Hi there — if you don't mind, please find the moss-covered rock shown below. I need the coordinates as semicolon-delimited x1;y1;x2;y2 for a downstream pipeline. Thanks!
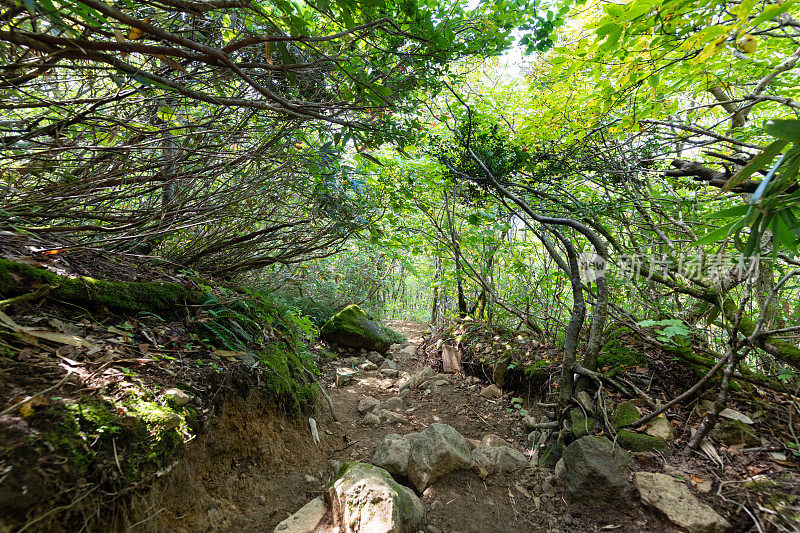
616;430;669;454
319;304;394;353
710;419;761;447
569;407;597;439
611;402;639;430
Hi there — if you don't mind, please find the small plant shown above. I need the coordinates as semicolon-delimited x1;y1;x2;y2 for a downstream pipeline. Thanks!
637;319;691;347
509;396;528;417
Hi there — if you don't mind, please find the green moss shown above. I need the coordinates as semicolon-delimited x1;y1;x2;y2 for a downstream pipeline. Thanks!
319;304;393;353
616;430;669;454
539;441;563;469
569;407;597;438
598;328;647;370
611;402;639;430
0;259;204;315
258;341;316;413
524;359;551;378
45;397;187;484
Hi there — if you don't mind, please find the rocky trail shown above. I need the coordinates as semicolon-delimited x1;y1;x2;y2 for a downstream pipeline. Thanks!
272;321;721;533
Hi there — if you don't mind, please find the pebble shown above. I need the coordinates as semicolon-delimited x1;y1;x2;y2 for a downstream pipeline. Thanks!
564;513;573;526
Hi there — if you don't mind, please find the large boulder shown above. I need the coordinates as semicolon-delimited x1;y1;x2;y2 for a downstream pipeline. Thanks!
634;472;732;533
562;436;631;504
373;433;412;477
326;462;423;533
407;423;473;492
320;305;394;353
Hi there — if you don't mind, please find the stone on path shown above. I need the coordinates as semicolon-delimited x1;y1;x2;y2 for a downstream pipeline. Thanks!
562;436;631;504
400;344;417;358
441;345;463;373
326;462;423;533
380;359;397;371
380;368;399;378
273;497;325;533
363;413;380;427
407;423;473;492
360;360;378;371
373;433;412;477
367;351;384;364
480;384;502;398
358;396;380;414
634;472;732;533
379;396;405;411
400;367;436;391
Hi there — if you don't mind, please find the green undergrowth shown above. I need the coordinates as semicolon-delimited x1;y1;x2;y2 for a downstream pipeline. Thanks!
191;287;320;413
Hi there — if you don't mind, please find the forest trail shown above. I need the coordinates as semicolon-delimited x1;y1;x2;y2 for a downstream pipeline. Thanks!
317;321;658;533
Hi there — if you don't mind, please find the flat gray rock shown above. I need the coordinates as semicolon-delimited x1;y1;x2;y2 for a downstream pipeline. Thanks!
634;472;732;533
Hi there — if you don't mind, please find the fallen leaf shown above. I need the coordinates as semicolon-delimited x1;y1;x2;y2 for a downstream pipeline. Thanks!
23;330;93;348
213;349;245;359
719;408;754;425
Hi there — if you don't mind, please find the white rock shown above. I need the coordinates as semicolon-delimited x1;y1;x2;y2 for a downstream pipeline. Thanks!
327;462;423;533
274;497;325;533
163;388;190;406
634;472;732;533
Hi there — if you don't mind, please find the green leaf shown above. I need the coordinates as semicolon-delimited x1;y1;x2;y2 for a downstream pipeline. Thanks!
692;218;745;246
723;139;788;192
765;119;800;143
707;204;752;218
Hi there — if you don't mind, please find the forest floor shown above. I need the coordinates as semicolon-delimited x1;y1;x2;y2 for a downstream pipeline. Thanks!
316;320;665;533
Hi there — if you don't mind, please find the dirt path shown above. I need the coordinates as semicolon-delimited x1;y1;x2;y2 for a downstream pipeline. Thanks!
321;321;658;533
